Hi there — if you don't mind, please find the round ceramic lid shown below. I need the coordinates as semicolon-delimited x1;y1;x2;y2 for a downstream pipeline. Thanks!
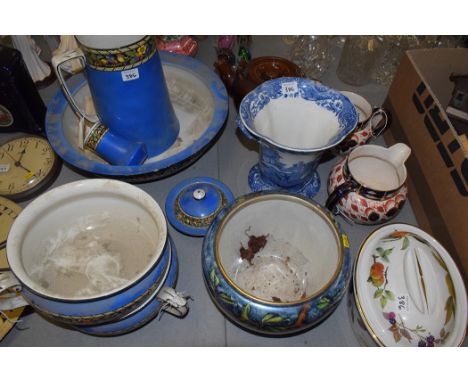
248;56;304;85
354;223;467;346
165;177;234;236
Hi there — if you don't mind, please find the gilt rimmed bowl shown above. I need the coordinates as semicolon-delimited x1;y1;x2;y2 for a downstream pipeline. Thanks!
201;192;352;335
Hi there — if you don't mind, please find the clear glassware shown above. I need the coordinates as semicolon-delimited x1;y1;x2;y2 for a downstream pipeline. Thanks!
371;35;464;87
336;36;381;86
371;36;408;87
288;35;333;80
406;35;462;49
435;35;462;48
282;35;299;45
331;35;347;48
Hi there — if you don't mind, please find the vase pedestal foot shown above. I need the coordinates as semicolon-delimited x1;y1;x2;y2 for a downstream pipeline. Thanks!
247;164;321;198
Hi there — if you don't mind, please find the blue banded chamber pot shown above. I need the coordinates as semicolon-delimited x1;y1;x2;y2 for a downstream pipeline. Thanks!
77;237;181;336
6;179;188;327
201;192;352;335
237;77;358;198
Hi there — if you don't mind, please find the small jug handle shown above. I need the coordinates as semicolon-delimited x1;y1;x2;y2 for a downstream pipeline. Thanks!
325;180;357;214
370;107;391;137
51;49;98;124
387;143;411;169
157;287;189;317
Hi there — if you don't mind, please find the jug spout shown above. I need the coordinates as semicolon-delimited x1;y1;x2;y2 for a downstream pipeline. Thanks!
387;143;411;169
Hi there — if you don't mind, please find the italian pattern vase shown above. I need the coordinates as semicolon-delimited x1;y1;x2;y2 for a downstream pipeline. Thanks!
237;77;358;198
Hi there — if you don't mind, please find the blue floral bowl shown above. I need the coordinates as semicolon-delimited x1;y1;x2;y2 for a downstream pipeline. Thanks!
237;77;358;198
202;192;352;335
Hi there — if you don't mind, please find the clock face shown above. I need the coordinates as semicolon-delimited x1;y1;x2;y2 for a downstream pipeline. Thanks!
0;136;61;202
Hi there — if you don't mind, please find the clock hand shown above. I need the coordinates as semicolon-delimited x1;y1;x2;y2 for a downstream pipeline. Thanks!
1;148;33;174
1;148;19;163
15;162;33;174
17;149;26;163
14;149;34;173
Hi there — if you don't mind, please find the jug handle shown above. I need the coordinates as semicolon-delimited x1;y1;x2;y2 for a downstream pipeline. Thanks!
236;115;254;141
370;107;391;137
51;49;98;124
325;180;357;214
157;287;189;317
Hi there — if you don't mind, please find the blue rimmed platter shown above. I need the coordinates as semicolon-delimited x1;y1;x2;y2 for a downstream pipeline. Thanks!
45;52;228;182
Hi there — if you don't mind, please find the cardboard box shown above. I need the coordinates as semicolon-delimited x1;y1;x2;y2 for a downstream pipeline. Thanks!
383;48;468;281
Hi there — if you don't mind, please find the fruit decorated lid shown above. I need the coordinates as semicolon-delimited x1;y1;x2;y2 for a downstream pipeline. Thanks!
165;177;235;236
353;223;467;346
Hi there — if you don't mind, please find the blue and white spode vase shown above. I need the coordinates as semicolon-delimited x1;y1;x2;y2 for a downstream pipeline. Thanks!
52;36;180;159
237;77;358;198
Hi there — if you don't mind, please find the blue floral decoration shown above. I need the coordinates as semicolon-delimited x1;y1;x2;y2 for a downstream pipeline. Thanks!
239;77;358;152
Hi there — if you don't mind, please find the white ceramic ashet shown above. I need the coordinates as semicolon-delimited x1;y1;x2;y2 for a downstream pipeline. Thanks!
351;223;467;346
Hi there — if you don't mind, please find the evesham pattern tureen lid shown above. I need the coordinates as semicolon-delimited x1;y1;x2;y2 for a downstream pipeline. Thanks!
354;223;467;346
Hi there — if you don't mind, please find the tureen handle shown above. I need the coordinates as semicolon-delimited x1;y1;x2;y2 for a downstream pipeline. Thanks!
0;271;29;310
0;271;21;294
157;287;189;317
